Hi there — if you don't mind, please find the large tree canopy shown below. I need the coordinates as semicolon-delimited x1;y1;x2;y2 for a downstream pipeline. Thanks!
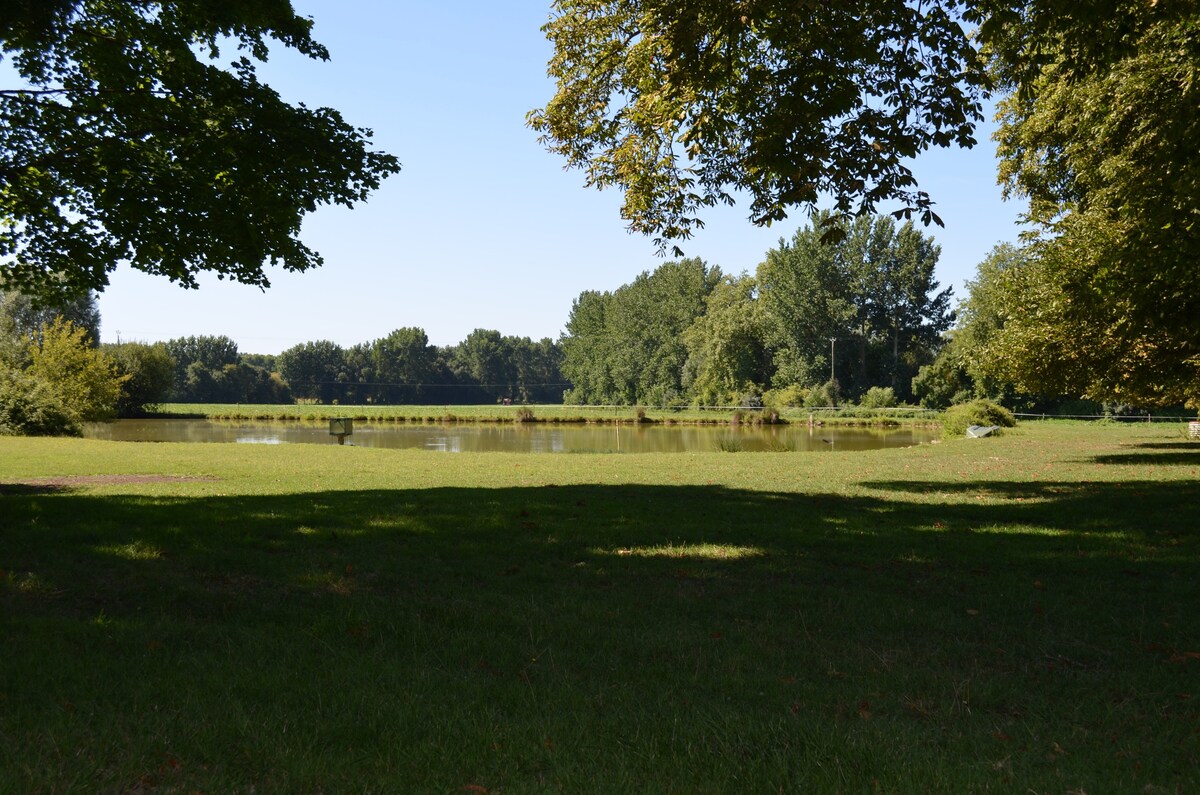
1;0;399;302
530;0;987;248
534;0;1200;404
988;4;1200;406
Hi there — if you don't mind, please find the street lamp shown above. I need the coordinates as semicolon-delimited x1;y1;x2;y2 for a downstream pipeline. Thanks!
829;337;836;383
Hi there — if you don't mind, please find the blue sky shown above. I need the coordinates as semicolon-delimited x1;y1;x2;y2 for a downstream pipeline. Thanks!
77;2;1023;352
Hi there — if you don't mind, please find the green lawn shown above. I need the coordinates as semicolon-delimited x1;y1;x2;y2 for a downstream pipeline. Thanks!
1;423;1197;792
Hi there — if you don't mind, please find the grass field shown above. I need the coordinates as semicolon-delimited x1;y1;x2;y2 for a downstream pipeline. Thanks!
1;422;1197;792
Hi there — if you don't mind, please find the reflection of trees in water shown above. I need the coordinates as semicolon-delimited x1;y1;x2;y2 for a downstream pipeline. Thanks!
85;421;937;453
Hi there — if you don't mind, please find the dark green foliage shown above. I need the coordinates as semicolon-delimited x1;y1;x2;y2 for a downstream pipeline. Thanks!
987;5;1200;405
104;341;176;417
911;336;974;409
0;0;400;303
758;215;953;401
531;0;986;248
276;340;346;404
267;331;563;406
562;258;721;405
804;380;842;409
858;386;897;409
683;275;773;406
0;288;101;351
162;335;282;403
448;330;565;405
0;367;76;435
163;335;239;392
941;398;1017;437
369;327;438;404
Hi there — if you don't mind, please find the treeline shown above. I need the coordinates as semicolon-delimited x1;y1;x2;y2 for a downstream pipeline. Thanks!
6;212;1180;437
559;215;1174;415
154;330;565;406
273;328;564;405
2;285;566;435
563;215;954;408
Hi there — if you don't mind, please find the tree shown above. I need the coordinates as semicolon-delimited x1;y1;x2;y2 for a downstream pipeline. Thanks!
104;340;176;416
26;317;125;424
560;290;616;405
1;287;101;350
1;0;400;303
276;339;346;403
988;9;1200;405
1;289;115;433
0;368;76;435
163;334;239;399
535;1;1199;404
757;214;952;400
853;218;953;393
682;274;771;405
530;0;986;248
450;329;511;403
757;220;859;391
561;258;721;405
370;327;437;404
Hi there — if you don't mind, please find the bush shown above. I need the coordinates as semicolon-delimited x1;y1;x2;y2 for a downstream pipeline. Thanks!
804;380;840;408
858;386;897;409
0;368;79;436
514;406;535;423
28;318;124;423
942;399;1016;437
763;383;807;410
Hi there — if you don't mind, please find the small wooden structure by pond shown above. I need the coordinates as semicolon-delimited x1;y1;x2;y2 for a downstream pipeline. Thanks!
329;418;353;445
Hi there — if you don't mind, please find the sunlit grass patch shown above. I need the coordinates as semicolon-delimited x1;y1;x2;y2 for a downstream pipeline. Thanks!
597;543;766;560
2;570;63;598
94;540;165;560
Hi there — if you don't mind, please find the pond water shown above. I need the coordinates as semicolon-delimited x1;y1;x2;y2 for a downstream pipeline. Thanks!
83;419;939;453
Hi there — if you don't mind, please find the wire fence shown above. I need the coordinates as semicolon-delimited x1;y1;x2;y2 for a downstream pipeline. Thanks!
1014;412;1197;423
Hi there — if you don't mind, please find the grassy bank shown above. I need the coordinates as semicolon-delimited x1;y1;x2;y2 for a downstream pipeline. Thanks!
155;402;940;427
1;423;1197;792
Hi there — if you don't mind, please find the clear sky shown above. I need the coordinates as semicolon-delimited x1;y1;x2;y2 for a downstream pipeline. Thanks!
86;1;1024;354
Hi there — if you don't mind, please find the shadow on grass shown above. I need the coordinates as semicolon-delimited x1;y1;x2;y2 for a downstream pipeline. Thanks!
1092;451;1200;466
1;480;1197;791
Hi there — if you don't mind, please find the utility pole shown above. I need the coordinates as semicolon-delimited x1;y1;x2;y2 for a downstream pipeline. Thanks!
829;337;836;383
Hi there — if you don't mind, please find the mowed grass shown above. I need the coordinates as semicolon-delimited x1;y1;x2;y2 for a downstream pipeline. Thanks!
0;423;1197;793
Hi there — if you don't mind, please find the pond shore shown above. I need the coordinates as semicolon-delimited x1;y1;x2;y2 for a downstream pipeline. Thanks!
151;402;942;427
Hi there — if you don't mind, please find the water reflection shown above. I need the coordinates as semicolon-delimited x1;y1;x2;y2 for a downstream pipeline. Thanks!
84;419;938;453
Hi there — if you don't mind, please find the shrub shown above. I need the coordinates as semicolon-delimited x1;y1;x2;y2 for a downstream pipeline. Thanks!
859;386;897;409
804;380;840;408
514;406;535;423
0;368;78;436
942;399;1016;437
763;383;808;409
27;318;125;423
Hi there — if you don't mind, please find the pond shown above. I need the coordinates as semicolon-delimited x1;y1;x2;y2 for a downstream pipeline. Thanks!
83;419;939;453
